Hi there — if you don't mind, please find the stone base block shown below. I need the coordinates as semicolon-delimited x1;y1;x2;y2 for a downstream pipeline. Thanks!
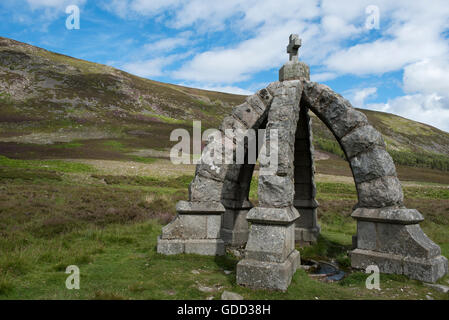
221;208;250;246
295;226;320;244
236;250;300;291
157;236;225;256
279;61;310;81
351;248;448;283
221;228;248;247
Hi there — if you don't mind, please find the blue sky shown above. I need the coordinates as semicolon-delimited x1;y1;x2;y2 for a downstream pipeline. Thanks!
1;0;449;132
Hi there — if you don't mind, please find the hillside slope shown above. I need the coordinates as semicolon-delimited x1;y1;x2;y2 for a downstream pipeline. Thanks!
0;36;448;170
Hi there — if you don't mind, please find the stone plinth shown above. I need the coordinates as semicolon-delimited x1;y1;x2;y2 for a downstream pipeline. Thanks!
279;61;310;81
221;199;252;246
157;201;225;256
294;199;320;244
236;206;301;291
351;207;448;283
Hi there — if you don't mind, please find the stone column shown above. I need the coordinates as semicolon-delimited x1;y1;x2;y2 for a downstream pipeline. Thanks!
221;199;252;247
236;80;303;291
293;105;320;244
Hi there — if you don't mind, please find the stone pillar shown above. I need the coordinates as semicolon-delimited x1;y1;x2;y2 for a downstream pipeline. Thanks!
351;207;448;283
221;199;252;246
293;105;320;244
220;162;255;247
236;80;302;291
157;200;225;255
236;207;300;291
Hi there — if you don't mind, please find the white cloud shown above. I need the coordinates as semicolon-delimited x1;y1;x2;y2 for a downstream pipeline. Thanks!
143;32;192;54
101;0;449;132
366;94;449;132
403;58;449;96
27;0;85;9
324;1;449;76
121;56;177;77
347;87;377;108
310;72;337;82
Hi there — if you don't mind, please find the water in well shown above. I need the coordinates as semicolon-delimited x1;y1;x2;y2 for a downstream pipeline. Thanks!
302;260;346;281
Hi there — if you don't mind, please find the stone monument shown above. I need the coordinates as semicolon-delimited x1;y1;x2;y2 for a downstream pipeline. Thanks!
157;34;448;291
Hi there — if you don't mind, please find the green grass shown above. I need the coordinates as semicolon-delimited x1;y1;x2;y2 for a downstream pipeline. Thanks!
0;155;94;173
102;140;127;152
130;156;157;164
0;159;447;300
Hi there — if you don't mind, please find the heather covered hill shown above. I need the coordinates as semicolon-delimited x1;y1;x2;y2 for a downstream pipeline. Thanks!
0;36;448;170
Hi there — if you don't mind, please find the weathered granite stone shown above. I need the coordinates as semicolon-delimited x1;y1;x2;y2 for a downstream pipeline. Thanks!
279;61;310;81
157;200;226;255
236;250;300;291
219;115;247;135
189;175;224;202
246;93;270;115
301;80;369;138
403;255;448;283
246;206;300;225
356;221;441;258
256;88;273;107
221;291;244;300
350;147;397;184
356;176;404;208
341;125;385;159
423;283;449;294
351;249;448;283
221;206;251;246
351;207;424;224
157;238;225;256
245;223;296;263
232;102;266;128
258;174;295;208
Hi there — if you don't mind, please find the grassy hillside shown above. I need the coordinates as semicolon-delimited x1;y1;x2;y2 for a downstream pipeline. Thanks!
0;36;448;171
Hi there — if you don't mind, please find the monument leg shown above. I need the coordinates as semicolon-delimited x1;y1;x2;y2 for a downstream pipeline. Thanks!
351;207;448;283
157;201;225;256
221;200;252;247
236;206;301;291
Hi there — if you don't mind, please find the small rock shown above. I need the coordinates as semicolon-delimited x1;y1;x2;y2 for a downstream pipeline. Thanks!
206;296;214;300
221;291;243;300
198;286;215;293
298;265;311;271
165;290;176;296
423;283;449;294
230;249;241;258
191;270;200;275
224;270;232;275
426;295;434;300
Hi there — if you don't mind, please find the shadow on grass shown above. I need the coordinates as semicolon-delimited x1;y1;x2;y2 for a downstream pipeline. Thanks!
299;234;353;269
